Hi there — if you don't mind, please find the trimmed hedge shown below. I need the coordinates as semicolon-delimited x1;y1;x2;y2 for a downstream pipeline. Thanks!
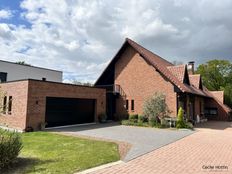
0;129;22;169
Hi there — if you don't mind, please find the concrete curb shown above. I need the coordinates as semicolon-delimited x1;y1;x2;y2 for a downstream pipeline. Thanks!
76;160;124;174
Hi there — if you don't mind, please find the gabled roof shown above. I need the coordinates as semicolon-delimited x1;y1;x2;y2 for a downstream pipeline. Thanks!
189;74;203;89
203;87;232;113
95;38;210;97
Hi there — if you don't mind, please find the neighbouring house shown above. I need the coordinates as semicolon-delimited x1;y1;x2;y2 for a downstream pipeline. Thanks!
95;38;232;122
0;59;62;82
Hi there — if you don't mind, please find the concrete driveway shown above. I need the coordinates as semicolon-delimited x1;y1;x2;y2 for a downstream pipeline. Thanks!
50;122;193;161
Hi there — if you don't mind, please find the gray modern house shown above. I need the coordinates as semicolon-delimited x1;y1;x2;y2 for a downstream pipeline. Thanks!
0;60;62;83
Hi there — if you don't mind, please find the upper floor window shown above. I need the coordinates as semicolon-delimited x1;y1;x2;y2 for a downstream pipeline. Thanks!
0;72;7;82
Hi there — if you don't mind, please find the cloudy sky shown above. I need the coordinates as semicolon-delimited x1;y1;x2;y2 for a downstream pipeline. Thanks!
0;0;232;83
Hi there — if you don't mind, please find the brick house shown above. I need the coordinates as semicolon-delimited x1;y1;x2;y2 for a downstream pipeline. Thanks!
95;38;232;121
0;38;231;131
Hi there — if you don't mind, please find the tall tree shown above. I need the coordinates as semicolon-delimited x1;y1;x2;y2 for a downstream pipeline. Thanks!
196;59;232;107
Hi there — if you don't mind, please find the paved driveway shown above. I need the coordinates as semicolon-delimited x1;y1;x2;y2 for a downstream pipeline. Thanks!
90;121;232;174
51;122;193;161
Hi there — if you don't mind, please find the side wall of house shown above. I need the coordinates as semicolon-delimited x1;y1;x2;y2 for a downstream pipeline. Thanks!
205;98;230;121
26;80;106;130
114;46;177;117
0;81;29;130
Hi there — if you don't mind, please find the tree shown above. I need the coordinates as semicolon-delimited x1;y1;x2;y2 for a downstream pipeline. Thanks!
196;59;232;107
143;92;170;124
72;80;93;86
15;61;31;66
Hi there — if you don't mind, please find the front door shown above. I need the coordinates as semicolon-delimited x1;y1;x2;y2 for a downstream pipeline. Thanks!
106;93;116;120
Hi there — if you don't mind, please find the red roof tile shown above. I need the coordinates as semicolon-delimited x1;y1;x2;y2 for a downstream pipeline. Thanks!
189;74;201;89
167;65;186;82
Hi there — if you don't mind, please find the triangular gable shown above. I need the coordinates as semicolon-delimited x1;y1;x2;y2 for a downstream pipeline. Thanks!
95;38;212;97
189;74;203;89
167;65;190;85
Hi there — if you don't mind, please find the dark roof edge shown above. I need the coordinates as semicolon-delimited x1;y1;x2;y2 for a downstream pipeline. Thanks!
0;59;62;73
94;39;128;85
0;79;104;89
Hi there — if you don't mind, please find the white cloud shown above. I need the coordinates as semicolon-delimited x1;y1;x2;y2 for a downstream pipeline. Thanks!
0;9;13;19
0;0;231;83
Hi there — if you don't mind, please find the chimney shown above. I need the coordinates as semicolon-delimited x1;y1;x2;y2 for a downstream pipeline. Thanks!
187;61;195;75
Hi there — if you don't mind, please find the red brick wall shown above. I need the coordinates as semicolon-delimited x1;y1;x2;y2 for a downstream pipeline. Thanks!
26;80;106;130
114;46;177;117
0;81;29;130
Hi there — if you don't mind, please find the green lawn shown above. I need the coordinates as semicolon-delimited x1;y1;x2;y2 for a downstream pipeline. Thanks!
2;132;119;174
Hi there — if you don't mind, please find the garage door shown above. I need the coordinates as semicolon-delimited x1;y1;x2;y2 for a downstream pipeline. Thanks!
45;97;95;127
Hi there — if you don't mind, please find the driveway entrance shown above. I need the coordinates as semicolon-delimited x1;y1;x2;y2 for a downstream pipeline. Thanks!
51;122;193;161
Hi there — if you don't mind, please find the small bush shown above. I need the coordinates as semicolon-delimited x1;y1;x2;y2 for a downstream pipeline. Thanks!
185;122;193;129
98;113;107;123
0;129;23;169
121;120;131;126
130;119;138;123
149;117;156;127
176;107;186;129
121;120;149;127
129;114;138;120
138;115;147;123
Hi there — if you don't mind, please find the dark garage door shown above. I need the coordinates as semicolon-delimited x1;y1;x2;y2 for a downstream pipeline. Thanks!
45;97;95;127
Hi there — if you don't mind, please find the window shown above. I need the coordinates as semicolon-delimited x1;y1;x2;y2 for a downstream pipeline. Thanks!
42;77;46;81
131;100;134;111
204;108;217;116
2;96;7;114
125;100;128;110
0;72;7;82
8;96;12;114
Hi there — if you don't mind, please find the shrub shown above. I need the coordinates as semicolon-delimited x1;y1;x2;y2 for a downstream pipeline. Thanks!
121;120;131;126
0;129;23;169
143;93;170;123
129;114;138;120
138;115;147;123
98;113;107;123
121;120;149;127
176;107;186;128
185;122;194;129
149;117;156;127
